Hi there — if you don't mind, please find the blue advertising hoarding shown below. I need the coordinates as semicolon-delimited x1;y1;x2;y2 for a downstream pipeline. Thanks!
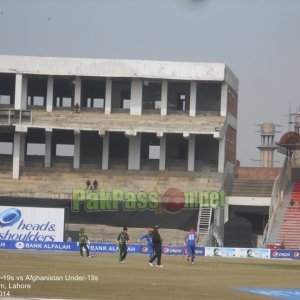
2;241;299;260
270;249;300;259
162;246;183;255
0;240;205;256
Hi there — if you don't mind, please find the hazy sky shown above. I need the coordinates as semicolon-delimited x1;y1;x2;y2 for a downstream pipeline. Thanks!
0;0;299;166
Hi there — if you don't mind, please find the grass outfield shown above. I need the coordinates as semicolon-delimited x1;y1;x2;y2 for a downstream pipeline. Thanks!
0;250;300;299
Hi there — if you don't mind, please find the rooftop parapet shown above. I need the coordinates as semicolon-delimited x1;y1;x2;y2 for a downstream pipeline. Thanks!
0;55;239;93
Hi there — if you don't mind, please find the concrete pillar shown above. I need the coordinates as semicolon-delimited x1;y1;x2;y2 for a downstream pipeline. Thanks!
74;77;81;106
136;133;141;170
189;81;197;117
19;134;26;167
188;134;195;171
73;131;80;169
159;134;166;171
220;83;228;117
218;137;225;173
45;130;52;168
14;74;27;110
46;76;54;112
128;133;141;170
102;132;109;170
105;78;112;114
161;80;168;116
130;79;142;115
214;207;222;227
14;74;22;110
21;77;27;110
12;132;26;179
224;197;229;223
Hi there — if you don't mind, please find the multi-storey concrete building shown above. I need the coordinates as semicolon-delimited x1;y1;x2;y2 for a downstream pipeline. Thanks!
0;55;240;244
0;55;238;179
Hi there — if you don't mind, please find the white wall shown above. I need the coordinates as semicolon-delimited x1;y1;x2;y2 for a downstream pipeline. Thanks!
0;55;238;93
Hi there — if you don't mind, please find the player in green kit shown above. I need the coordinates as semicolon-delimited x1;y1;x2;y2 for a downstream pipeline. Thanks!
116;227;130;263
78;227;90;258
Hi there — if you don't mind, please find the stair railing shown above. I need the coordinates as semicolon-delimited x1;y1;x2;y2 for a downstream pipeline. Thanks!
200;222;224;247
262;158;290;247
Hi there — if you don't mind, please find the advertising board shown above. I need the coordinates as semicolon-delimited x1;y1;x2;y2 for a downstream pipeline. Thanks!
0;206;65;242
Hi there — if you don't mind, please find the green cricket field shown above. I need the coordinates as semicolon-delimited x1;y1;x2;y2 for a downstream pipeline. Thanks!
0;250;299;299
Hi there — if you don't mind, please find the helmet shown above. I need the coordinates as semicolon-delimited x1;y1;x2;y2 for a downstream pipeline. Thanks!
190;227;196;233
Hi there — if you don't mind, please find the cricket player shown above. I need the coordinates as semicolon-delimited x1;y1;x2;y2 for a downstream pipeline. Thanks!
149;225;163;268
138;228;154;260
184;227;198;264
78;228;90;258
117;227;130;263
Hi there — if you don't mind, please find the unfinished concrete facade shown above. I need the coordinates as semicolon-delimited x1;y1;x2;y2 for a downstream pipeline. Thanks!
0;56;239;179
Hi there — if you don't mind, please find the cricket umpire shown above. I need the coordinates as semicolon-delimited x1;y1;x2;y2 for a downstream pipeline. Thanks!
149;225;163;267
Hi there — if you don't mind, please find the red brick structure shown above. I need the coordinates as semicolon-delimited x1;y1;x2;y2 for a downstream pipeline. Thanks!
236;167;281;180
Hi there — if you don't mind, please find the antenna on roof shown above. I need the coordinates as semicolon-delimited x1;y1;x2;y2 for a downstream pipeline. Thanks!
288;103;291;131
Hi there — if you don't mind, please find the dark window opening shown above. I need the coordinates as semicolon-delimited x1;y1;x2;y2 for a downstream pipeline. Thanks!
53;78;74;108
111;81;131;112
109;132;129;169
168;81;190;114
81;78;105;109
0;74;15;106
166;133;188;170
196;82;221;114
27;77;47;108
142;81;161;112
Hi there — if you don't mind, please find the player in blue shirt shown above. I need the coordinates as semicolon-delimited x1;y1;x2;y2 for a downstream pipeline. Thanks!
138;228;154;260
184;227;199;264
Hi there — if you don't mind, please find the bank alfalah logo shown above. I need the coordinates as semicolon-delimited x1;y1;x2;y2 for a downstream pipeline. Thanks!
0;208;22;227
15;242;25;249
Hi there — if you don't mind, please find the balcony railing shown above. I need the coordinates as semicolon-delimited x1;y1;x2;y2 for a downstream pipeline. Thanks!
0;108;32;125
